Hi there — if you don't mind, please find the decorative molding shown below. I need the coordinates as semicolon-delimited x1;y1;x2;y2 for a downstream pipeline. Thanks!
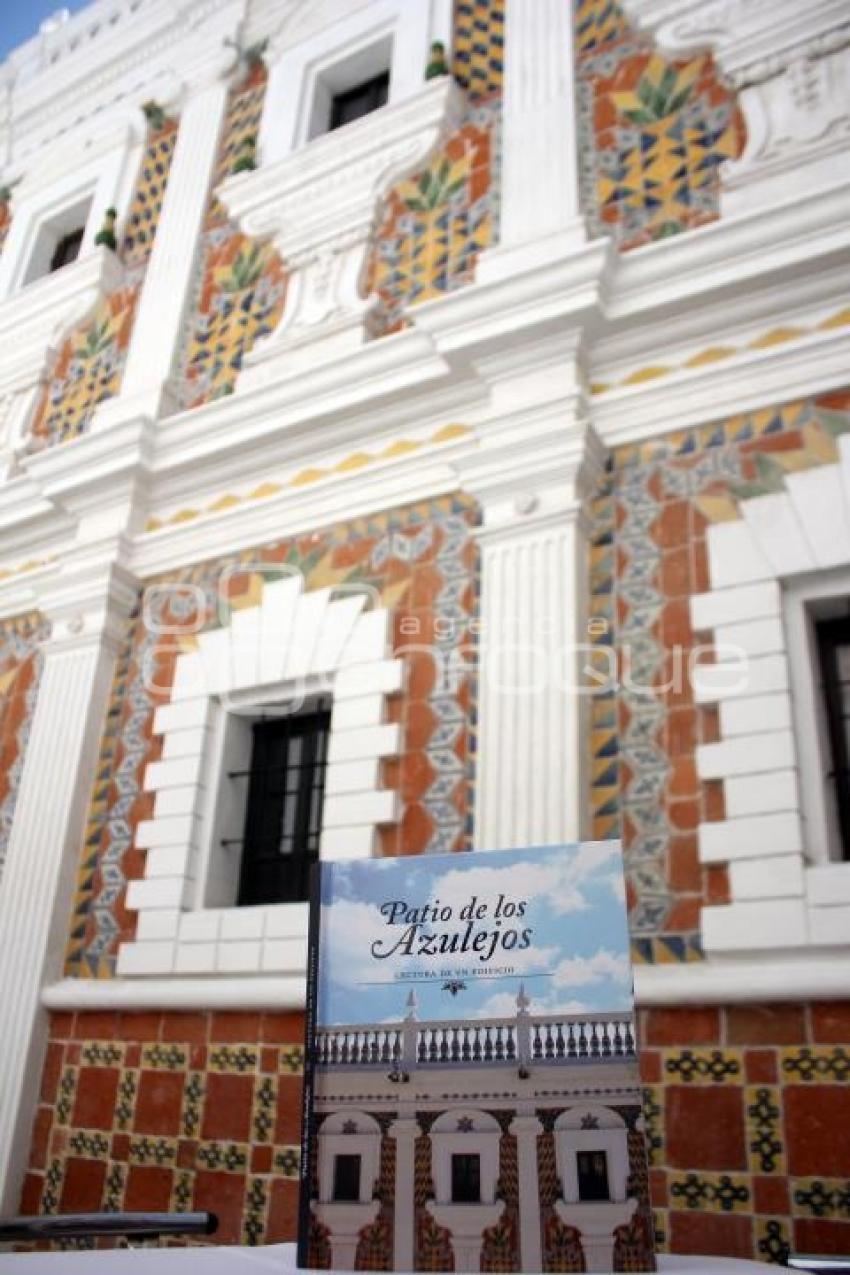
219;77;465;380
118;569;402;979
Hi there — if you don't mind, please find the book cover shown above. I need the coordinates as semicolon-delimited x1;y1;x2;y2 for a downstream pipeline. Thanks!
298;843;656;1272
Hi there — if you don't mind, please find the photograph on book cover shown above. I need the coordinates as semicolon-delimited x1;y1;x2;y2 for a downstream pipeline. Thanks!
299;842;655;1273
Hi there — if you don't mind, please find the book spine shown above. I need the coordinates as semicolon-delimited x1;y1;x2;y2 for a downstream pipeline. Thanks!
297;860;323;1269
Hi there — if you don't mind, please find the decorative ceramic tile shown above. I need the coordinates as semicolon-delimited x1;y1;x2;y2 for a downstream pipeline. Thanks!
663;1047;743;1085
28;121;178;449
369;98;500;333
669;1171;751;1213
0;612;46;885
780;1046;850;1084
746;1086;785;1175
177;67;287;408
65;496;477;976
452;0;504;101
755;1217;792;1267
0;197;11;257
791;1178;850;1219
575;0;742;250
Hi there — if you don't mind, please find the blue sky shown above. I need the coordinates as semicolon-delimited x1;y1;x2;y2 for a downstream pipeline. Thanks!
317;843;633;1025
0;2;91;62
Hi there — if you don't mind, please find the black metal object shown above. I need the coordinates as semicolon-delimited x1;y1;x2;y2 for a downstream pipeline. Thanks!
49;227;84;272
236;704;331;907
816;616;850;861
0;1211;217;1242
330;72;389;131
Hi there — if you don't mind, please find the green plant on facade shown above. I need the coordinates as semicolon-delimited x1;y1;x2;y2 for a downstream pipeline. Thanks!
94;207;118;251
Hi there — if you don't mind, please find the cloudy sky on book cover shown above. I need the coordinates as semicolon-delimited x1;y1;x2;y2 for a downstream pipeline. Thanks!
317;841;633;1023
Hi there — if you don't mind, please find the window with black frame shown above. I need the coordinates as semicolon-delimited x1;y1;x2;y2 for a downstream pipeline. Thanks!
576;1149;610;1202
329;71;390;130
450;1153;481;1204
333;1154;362;1203
235;702;331;906
815;615;850;861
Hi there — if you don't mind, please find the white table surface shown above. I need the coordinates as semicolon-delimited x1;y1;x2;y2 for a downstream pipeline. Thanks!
0;1242;774;1272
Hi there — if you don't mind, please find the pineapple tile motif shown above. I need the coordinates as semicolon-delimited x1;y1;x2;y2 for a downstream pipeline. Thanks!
575;0;743;250
177;66;287;408
29;122;178;449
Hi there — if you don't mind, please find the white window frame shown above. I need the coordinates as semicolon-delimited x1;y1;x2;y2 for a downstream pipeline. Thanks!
118;574;403;979
784;567;850;866
0;118;141;301
258;0;453;166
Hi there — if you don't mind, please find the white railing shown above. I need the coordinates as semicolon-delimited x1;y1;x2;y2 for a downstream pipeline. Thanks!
314;1010;635;1070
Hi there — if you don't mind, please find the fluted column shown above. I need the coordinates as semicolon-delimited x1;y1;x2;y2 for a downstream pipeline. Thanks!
509;1115;544;1271
0;564;138;1211
94;76;230;424
389;1116;420;1269
479;0;586;282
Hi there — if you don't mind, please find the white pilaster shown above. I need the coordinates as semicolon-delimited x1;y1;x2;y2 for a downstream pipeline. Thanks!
460;346;604;851
478;0;586;283
0;563;138;1212
389;1116;420;1270
509;1115;543;1272
94;77;230;424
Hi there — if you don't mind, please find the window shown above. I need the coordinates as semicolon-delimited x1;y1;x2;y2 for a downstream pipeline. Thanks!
305;36;393;142
576;1150;610;1202
21;194;92;285
329;72;389;130
815;614;850;861
333;1154;362;1203
234;703;331;907
451;1153;481;1204
49;226;84;272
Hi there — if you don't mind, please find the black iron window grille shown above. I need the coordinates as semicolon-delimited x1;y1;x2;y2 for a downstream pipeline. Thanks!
333;1154;362;1203
577;1149;610;1202
231;702;331;906
329;71;389;131
815;615;850;862
50;227;84;272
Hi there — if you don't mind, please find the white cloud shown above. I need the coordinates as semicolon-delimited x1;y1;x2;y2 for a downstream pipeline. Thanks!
552;948;631;991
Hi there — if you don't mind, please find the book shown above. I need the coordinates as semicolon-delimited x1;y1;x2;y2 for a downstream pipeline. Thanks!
298;842;656;1272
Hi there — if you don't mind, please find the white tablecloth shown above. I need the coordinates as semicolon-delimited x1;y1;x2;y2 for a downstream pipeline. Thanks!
0;1242;774;1273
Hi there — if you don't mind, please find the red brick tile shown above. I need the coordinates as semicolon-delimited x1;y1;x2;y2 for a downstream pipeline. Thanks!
73;1012;118;1040
59;1157;107;1211
209;1013;261;1043
111;1133;130;1160
201;1073;254;1142
645;1008;721;1046
116;1013;163;1041
261;1012;305;1044
669;1211;753;1259
654;501;690;550
794;1219;850;1255
72;1067;120;1131
49;1013;75;1041
666;1087;746;1170
40;1043;64;1105
133;1071;185;1136
29;1107;52;1171
668;836;701;893
810;1003;850;1043
193;1170;246;1245
703;865;731;905
177;1139;198;1170
649;1168;668;1207
124;1165;173;1211
275;1075;302;1144
726;1004;806;1045
251;1145;273;1173
19;1172;44;1215
639;1051;662;1083
753;1175;790;1215
669;800;700;832
744;1049;778;1084
785;1088;850;1176
703;779;725;821
161;1013;207;1044
669;759;698;799
660;548;691;600
266;1180;299;1243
